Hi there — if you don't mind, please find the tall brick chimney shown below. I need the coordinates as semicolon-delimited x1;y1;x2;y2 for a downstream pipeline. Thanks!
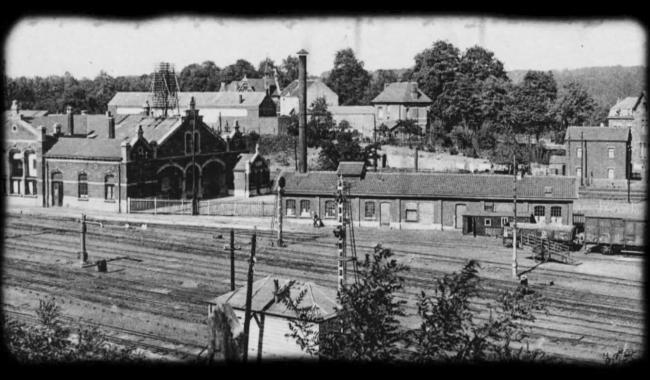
107;111;115;139
297;49;309;173
66;105;74;135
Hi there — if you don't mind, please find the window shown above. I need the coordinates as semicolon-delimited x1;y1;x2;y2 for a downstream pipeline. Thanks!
194;132;200;153
10;179;21;194
551;207;562;217
576;167;582;178
105;175;115;200
484;218;492;227
78;173;88;198
608;147;615;159
405;202;418;222
608;168;615;180
286;200;296;217
24;152;36;177
300;200;311;217
484;202;494;212
534;206;545;217
501;217;510;227
25;180;37;195
185;132;193;155
364;202;376;219
324;201;336;218
10;152;23;177
576;148;582;158
377;106;384;119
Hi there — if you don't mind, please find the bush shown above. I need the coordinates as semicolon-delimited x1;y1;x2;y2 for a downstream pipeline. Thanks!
449;146;459;155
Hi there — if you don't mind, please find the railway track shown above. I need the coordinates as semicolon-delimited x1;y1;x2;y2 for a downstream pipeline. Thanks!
3;212;644;361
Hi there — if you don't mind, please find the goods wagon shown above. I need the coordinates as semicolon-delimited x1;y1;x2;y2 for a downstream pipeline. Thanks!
580;214;645;255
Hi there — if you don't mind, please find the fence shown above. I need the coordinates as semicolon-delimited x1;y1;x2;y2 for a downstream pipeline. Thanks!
128;197;276;217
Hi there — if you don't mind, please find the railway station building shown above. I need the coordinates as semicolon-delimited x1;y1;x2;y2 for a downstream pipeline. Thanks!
278;162;578;230
40;99;250;212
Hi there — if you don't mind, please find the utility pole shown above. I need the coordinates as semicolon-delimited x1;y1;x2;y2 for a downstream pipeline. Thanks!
373;114;378;172
276;177;285;247
191;97;198;216
334;174;347;293
230;229;235;291
627;130;632;203
242;228;257;362
512;153;518;280
79;213;88;266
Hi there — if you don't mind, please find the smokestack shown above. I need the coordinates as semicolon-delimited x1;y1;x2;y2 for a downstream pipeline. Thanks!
107;111;115;139
414;147;419;172
66;105;74;135
297;49;309;173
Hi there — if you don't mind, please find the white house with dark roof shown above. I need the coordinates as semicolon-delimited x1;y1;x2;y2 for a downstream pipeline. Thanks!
277;162;577;230
607;92;647;178
279;79;339;116
371;82;433;133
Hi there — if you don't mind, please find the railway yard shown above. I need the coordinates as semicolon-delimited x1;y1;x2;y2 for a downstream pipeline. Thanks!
2;210;645;363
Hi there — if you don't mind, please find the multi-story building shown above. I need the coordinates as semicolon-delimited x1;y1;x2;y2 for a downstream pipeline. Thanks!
607;92;647;178
565;126;631;188
371;82;432;134
279;79;339;116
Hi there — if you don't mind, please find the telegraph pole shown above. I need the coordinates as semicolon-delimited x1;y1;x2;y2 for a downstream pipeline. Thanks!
276;177;285;247
512;153;518;280
79;213;88;266
627;130;632;203
191;97;198;215
242;228;257;362
335;174;347;293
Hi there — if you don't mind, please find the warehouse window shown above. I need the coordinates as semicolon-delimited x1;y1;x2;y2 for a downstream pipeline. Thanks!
365;202;376;219
78;173;88;198
286;200;296;217
300;200;311;217
324;201;336;218
608;168;615;180
576;167;582;178
105;175;115;200
576;147;582;158
608;147;615;159
405;202;418;222
534;206;545;217
484;202;494;212
551;207;562;217
484;218;492;227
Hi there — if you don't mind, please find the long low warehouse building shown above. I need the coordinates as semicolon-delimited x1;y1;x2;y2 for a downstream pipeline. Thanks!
277;162;578;230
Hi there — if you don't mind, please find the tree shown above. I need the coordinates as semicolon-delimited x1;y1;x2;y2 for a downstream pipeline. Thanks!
365;69;398;104
326;48;372;106
4;298;142;362
317;131;366;170
279;55;300;88
510;71;558;145
220;59;259;85
307;97;335;147
410;260;546;362
179;61;222;91
553;81;597;138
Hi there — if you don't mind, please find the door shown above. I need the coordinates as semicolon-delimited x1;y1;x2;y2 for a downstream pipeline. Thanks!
52;181;63;206
455;204;466;229
380;203;391;226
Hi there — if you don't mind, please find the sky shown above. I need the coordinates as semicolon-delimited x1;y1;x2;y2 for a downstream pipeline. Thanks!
4;16;647;79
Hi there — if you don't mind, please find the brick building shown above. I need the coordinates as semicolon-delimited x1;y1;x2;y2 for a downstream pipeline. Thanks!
607;92;647;178
277;162;577;230
233;146;272;198
371;82;432;134
565;126;631;188
107;91;278;135
41;100;249;212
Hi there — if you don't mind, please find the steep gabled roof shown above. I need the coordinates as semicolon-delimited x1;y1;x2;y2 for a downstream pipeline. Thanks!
371;82;433;104
565;126;630;141
608;93;646;118
280;79;334;98
280;171;577;201
209;276;338;321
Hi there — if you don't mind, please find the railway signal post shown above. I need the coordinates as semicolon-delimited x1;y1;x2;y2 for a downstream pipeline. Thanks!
242;228;257;362
335;174;347;293
512;154;519;280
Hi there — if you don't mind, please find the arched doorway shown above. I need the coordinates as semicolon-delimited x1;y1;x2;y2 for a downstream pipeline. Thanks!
51;172;63;206
157;165;183;199
202;160;226;199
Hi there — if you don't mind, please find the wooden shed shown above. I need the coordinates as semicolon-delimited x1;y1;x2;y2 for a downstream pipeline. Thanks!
207;276;339;360
461;211;530;237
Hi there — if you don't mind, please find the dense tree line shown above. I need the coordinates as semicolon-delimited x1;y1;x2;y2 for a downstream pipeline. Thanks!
4;56;302;114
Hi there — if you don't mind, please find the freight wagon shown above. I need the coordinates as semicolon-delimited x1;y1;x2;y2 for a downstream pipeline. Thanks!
575;213;646;255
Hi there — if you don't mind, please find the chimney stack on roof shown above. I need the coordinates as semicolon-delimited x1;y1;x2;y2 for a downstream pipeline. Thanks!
297;49;309;173
411;82;419;99
107;111;115;139
66;105;74;135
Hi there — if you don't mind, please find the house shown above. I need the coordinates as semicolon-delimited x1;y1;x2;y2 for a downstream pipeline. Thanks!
233;145;272;198
607;93;647;178
279;79;339;116
277;162;577;230
107;91;279;135
207;276;338;360
371;82;432;134
329;106;376;138
41;101;249;212
3;102;52;207
564;126;632;188
222;72;281;105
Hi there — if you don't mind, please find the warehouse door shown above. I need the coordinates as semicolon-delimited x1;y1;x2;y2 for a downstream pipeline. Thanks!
455;204;466;229
418;202;434;224
51;172;63;207
380;203;391;226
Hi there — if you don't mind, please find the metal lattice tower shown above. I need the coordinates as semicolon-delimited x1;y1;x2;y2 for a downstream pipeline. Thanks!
150;62;181;117
336;174;347;293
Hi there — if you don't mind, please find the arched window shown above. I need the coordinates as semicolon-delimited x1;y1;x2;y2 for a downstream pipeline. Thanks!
105;175;115;200
185;132;193;155
78;173;88;198
300;200;311;217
